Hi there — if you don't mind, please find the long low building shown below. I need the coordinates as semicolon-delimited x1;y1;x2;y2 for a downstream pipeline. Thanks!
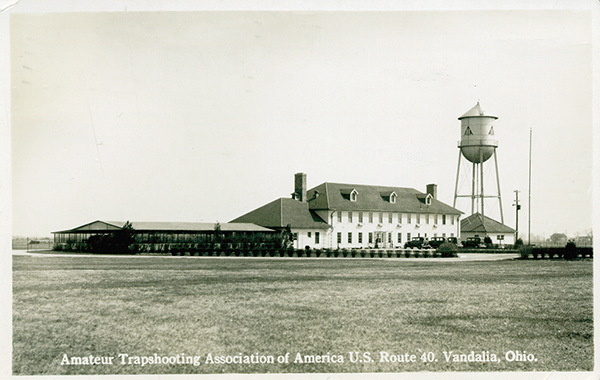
52;220;276;245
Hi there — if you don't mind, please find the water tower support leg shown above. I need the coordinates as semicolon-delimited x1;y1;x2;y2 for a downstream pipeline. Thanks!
494;149;504;224
453;150;462;208
480;150;485;218
471;162;476;214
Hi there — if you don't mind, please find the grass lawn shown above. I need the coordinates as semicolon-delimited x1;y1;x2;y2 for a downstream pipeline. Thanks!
12;255;593;375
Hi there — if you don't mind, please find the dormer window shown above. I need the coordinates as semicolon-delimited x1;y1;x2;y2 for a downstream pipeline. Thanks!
426;194;433;206
340;188;358;202
380;191;397;203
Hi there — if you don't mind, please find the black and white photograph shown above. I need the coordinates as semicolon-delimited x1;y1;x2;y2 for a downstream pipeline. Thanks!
3;0;597;379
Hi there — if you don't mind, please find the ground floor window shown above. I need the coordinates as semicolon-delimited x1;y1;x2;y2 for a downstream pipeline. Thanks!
315;232;320;244
368;232;373;244
337;232;342;244
293;233;298;241
407;233;411;241
397;233;402;243
348;232;352;244
358;232;363;244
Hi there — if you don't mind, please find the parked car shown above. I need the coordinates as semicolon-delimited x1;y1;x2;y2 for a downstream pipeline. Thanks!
462;237;484;248
428;237;446;249
446;237;458;245
404;237;425;249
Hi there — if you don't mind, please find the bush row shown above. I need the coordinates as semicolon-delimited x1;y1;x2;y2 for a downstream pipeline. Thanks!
519;246;593;260
160;247;458;258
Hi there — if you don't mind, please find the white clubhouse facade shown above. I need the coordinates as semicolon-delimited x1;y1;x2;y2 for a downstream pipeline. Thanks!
232;173;463;249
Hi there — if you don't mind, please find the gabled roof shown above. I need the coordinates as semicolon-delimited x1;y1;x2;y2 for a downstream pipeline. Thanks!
230;198;331;229
53;220;273;233
307;182;463;215
460;213;515;233
459;102;498;120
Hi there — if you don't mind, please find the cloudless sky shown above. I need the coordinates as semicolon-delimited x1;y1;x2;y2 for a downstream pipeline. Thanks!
9;5;594;239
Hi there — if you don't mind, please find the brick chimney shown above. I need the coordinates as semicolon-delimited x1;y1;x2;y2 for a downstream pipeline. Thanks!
426;184;437;199
294;173;307;202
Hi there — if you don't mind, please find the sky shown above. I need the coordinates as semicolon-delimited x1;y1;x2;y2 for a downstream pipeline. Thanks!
7;4;596;239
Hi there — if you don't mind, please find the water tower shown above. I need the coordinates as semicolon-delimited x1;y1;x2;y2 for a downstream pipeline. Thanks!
453;102;504;223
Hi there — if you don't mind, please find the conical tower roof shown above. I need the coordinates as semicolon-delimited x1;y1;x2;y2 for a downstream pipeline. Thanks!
458;102;497;120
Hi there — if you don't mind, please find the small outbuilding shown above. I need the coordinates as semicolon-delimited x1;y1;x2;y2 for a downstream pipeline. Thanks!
460;213;516;246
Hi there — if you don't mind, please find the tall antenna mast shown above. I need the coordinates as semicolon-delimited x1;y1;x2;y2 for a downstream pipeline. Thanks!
528;128;532;245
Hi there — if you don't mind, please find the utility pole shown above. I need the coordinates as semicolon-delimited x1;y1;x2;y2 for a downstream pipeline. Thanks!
528;128;532;245
513;190;521;242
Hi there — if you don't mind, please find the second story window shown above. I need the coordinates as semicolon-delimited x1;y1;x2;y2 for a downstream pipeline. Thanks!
337;212;342;223
348;212;353;223
359;212;363;223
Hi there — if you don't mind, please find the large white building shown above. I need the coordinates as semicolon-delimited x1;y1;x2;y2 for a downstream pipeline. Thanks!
232;173;463;249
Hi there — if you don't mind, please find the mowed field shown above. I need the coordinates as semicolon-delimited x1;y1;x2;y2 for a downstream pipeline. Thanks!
13;254;593;375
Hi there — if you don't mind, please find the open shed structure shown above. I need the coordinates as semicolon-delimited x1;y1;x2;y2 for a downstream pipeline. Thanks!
52;220;276;246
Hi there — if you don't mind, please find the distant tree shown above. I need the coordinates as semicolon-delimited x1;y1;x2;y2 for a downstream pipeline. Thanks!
280;224;293;249
564;240;577;260
514;238;524;249
214;221;222;243
113;221;136;254
484;236;493;248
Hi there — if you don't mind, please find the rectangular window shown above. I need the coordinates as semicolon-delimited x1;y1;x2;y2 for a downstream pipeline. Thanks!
348;232;352;244
379;212;384;223
293;233;298;241
337;232;342;244
407;214;411;224
450;215;454;225
387;233;392;244
442;233;446;238
397;233;402;243
315;232;320;244
308;232;312;238
348;211;353;223
442;215;447;225
426;214;429;224
359;212;363;223
434;214;438;224
358;232;363;244
369;212;373;223
451;233;454;237
338;212;342;223
368;232;373;244
407;232;411;241
388;213;393;224
398;213;402;224
416;214;421;224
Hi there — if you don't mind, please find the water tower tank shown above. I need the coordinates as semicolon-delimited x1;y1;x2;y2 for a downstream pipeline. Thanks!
458;102;498;163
